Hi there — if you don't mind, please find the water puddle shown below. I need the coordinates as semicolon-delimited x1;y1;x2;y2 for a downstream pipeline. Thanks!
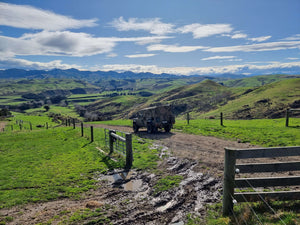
98;170;145;192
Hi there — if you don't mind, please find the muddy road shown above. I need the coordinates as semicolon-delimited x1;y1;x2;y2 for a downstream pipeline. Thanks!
90;124;257;177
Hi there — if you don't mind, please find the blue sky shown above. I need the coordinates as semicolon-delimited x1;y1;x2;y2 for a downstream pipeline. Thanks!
0;0;300;75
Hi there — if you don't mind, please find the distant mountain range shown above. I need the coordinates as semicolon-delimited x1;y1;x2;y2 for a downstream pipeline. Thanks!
0;68;248;81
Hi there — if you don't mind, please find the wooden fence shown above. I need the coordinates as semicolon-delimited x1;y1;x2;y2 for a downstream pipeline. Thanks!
222;146;300;216
286;108;300;127
105;129;133;170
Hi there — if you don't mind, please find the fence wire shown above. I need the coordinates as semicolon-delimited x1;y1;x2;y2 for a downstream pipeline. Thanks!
243;178;287;225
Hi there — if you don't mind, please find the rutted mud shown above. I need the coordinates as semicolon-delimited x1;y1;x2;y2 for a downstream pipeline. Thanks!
95;153;222;225
1;152;222;225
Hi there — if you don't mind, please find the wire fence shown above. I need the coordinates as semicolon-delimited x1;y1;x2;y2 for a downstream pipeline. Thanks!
186;108;300;127
223;146;300;224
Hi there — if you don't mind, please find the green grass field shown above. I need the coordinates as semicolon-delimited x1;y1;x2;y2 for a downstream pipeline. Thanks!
0;115;160;209
174;118;300;147
0;127;115;208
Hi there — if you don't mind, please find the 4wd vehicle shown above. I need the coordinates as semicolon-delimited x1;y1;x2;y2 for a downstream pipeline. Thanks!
132;105;175;133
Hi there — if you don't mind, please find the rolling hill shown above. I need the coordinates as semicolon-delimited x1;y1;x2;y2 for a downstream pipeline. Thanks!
202;78;300;119
1;69;299;120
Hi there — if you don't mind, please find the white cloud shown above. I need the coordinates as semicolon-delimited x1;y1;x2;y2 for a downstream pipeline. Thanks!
249;36;272;42
229;33;271;42
110;17;175;35
0;31;172;57
178;23;233;38
205;41;300;52
147;44;206;53
106;53;118;58
201;56;236;61
231;33;248;39
125;54;156;58
97;61;300;75
286;57;299;60
282;34;300;41
0;57;82;70
0;31;116;57
0;2;97;31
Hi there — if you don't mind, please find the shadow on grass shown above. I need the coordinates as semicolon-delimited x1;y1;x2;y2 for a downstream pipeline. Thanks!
101;155;123;171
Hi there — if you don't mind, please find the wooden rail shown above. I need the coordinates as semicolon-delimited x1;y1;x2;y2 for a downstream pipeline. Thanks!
222;146;300;216
106;129;133;170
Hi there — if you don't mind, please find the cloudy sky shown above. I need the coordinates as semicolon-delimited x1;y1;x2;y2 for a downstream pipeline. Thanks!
0;0;300;75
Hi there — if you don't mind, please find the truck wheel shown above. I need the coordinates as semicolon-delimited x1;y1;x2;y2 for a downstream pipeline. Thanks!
133;124;139;133
147;124;153;133
164;125;171;132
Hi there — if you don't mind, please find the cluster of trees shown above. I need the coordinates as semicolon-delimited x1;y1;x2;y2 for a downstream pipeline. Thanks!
74;104;111;121
22;93;68;105
6;95;68;113
0;108;12;117
101;91;153;98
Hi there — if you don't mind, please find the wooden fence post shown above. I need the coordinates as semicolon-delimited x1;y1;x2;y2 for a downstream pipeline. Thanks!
90;126;94;142
46;122;48;129
125;133;133;170
81;122;84;137
30;122;32;131
222;148;236;216
220;112;224;126
73;119;75;129
286;109;289;127
187;112;190;125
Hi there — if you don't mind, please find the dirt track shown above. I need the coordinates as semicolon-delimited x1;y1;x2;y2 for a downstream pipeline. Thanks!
90;124;257;176
0;122;6;132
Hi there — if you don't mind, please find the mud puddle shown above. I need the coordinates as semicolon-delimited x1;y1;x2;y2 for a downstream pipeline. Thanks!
98;170;149;192
94;146;223;225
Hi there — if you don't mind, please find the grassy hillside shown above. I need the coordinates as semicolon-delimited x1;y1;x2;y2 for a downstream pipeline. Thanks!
126;80;241;118
202;78;300;119
222;74;300;87
1;75;299;121
0;78;98;95
71;78;300;120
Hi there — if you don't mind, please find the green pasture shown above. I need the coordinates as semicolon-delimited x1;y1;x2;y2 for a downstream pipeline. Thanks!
90;119;132;127
0;127;115;209
175;118;300;147
0;95;26;106
0;115;160;209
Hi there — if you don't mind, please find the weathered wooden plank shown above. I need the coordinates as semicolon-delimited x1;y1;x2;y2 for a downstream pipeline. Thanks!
234;191;300;202
235;176;300;188
222;148;237;216
224;146;300;159
111;132;126;142
236;161;300;173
